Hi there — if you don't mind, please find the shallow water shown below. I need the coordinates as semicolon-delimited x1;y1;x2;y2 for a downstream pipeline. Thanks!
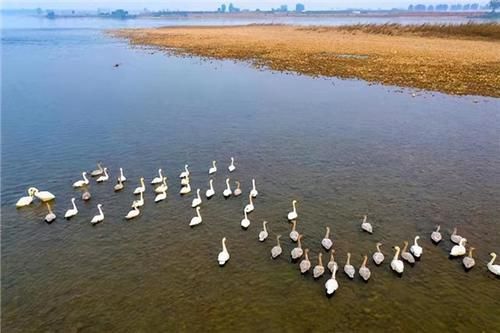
2;16;500;333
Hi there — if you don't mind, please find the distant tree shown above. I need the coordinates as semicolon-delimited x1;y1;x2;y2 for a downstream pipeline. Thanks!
427;5;434;11
470;3;479;10
490;0;500;12
408;4;414;11
414;4;426;11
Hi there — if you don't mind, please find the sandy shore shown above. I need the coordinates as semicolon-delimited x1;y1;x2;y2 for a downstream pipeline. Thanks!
113;24;500;97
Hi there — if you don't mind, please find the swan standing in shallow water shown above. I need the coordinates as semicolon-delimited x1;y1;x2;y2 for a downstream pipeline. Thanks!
271;235;282;259
401;241;415;264
125;206;140;220
64;198;78;219
118;168;126;182
391;246;404;275
451;227;463;244
359;255;371;282
44;203;56;223
410;236;423;258
154;177;168;193
287;200;298;221
250;179;258;198
321;226;333;250
372;242;385;265
450;238;467;257
96;168;109;183
361;215;373;234
133;177;146;195
206;179;215;199
151;168;163;184
32;188;55;202
462;247;476;270
155;190;167;202
431;225;442;244
15;188;37;207
179;164;189;178
208;161;217;175
73;172;89;188
300;249;311;274
313;253;325;279
244;193;254;214
259;221;268;241
241;210;251;229
90;162;104;177
191;189;202;208
218;237;230;266
290;234;304;260
233;181;242;196
132;192;144;208
223;178;232;198
289;220;299;242
180;183;191;195
487;253;500;276
325;264;339;296
91;204;104;224
189;207;202;227
327;249;337;272
344;252;355;279
228;157;236;172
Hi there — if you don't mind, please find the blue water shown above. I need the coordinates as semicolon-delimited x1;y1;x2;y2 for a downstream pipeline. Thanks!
2;14;500;333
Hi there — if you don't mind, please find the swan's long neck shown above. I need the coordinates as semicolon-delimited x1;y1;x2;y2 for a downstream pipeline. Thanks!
297;236;302;248
277;236;281;247
83;172;88;182
292;220;296;231
347;252;351;265
98;205;103;216
140;178;145;187
414;237;419;246
244;210;248;219
468;248;474;258
120;168;124;178
197;207;201;218
197;189;201;199
292;201;296;213
226;179;230;190
140;192;144;200
104;168;108;177
403;242;408;252
159;169;163;178
230;157;234;166
249;194;253;205
97;162;102;171
46;203;53;214
362;255;368;267
436;225;440;232
394;248;400;261
376;243;381;252
489;253;497;265
222;238;227;253
252;179;256;190
325;227;330;238
318;253;323;266
185;165;189;173
363;215;367;223
305;250;309;260
263;222;267;233
210;180;214;191
72;199;77;210
213;161;216;168
452;227;457;235
332;264;337;278
236;181;240;190
330;250;335;262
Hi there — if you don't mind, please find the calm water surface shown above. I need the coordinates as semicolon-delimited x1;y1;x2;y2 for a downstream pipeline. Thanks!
2;16;500;333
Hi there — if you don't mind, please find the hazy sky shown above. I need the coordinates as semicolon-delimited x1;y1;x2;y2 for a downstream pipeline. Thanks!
1;0;486;10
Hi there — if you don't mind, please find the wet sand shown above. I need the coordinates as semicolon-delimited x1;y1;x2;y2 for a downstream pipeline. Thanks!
113;24;500;97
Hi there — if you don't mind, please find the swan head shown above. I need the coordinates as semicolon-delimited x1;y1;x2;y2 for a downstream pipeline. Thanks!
222;237;226;243
277;235;282;240
393;246;400;251
415;236;420;241
230;157;234;162
185;164;188;168
403;240;408;246
28;187;39;195
97;204;102;208
490;252;496;257
263;220;268;225
140;177;144;181
71;197;75;202
292;200;297;204
377;242;383;247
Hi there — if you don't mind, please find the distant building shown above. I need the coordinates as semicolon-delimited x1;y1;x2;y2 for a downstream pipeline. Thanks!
219;4;226;12
427;5;434;11
46;10;55;19
414;4;426;11
296;3;305;12
228;3;240;12
408;4;414;11
435;4;449;11
111;9;129;18
280;4;288;12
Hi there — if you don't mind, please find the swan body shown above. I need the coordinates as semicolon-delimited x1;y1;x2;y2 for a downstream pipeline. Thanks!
223;178;232;198
244;193;254;213
431;225;442;244
90;204;104;224
44;203;56;223
181;176;190;186
271;235;282;259
372;242;385;265
300;249;311;274
125;206;140;220
361;215;373;234
154;177;168;193
391;246;404;275
233;181;242;196
218;237;230;266
191;189;202;208
189;207;202;227
155;190;167;202
228;157;236;172
290;234;304;260
114;177;124;192
250;179;258;198
118;167;126;182
450;238;467;257
321;226;333;250
133;178;146;195
96;167;109;183
90;162;103;177
313;252;325;279
259;221;269;242
487;253;500;276
289;220;299;242
179;164;189;178
205;179;215;199
451;227;463;244
180;183;191;195
132;192;144;208
359;255;371;281
401;241;415;263
209;160;217;175
82;190;91;201
151;168;163;184
73;172;89;188
16;187;37;207
410;236;423;258
241;210;251;229
462;247;475;270
325;264;339;296
33;188;55;202
64;198;78;219
287;200;298;221
344;252;355;279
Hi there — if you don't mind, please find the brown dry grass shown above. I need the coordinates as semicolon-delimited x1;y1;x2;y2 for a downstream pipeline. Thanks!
112;24;500;97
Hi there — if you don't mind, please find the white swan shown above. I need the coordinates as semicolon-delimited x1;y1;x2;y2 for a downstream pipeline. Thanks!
450;238;467;257
233;181;242;196
462;247;475;270
431;225;442;244
44;203;56;223
259;221;268;241
250;179;258;198
90;204;104;224
64;198;78;219
344;252;355;279
241;210;251;229
73;172;89;188
154;177;168;193
132;192;144;208
205;179;215;199
372;242;384;265
289;220;299;242
287;200;298;221
391;246;404;275
125;206;140;220
191;189;202;208
300;248;311;274
155;190;167;203
321;226;333;250
180;183;191;195
15;187;37;207
114;177;124;192
401;241;415;264
228;157;236;172
181;176;190;186
133;177;145;195
410;236;423;258
179;164;189;178
244;193;254;214
32;188;55;202
487;252;500;276
209;160;217;175
291;234;304;260
223;178;232;198
361;215;373;234
359;255;371;281
327;249;337;273
271;235;282;259
313;253;325;279
151;168;163;184
90;162;103;177
451;227;463;244
96;167;109;183
325;264;339;296
118;167;126;182
189;206;202;227
82;189;91;201
218;237;230;266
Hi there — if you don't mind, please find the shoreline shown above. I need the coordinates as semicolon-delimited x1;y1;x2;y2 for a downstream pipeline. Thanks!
113;23;500;97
